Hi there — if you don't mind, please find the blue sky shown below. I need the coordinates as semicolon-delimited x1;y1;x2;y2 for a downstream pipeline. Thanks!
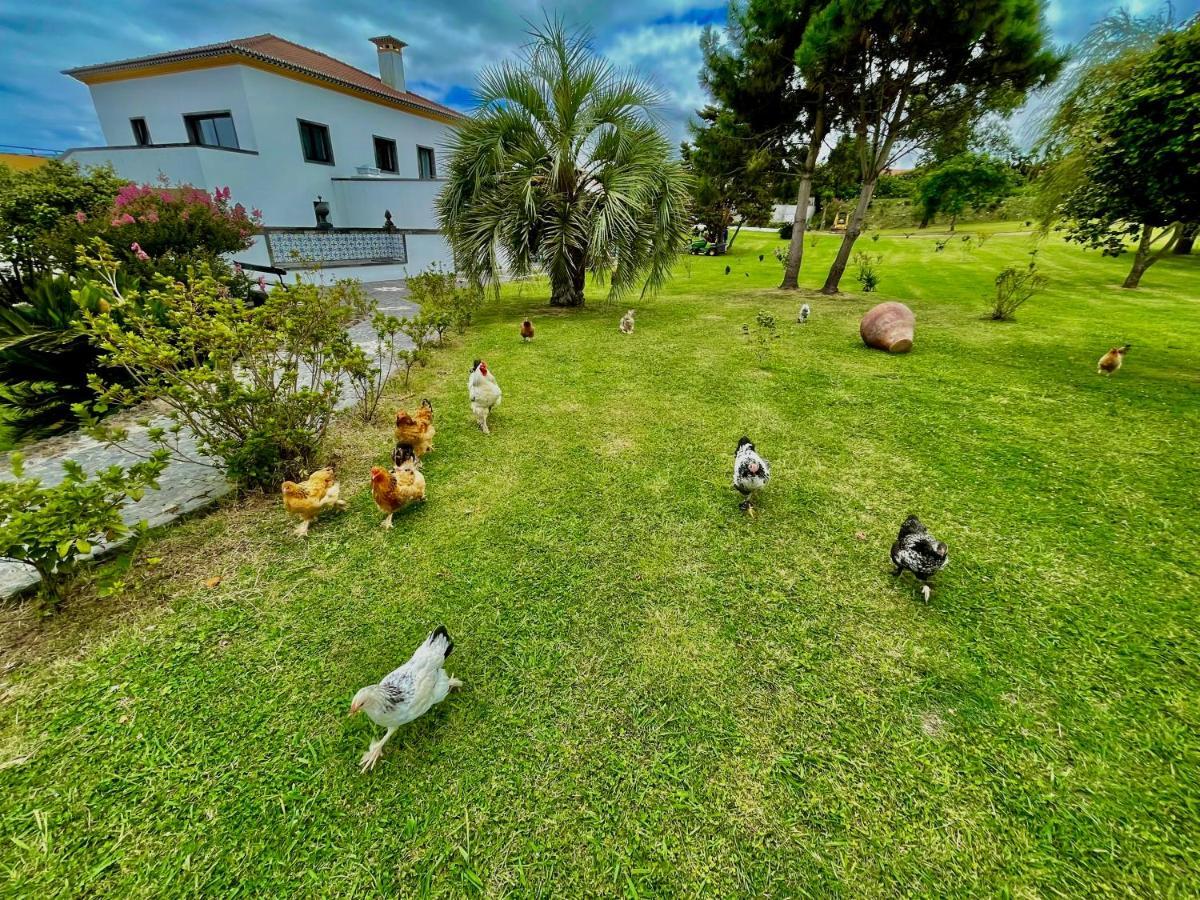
1;0;1195;155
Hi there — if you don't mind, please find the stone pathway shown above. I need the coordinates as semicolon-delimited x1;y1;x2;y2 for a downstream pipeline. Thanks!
0;280;418;599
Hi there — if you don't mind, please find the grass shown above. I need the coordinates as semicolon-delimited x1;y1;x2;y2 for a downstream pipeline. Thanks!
1;225;1198;896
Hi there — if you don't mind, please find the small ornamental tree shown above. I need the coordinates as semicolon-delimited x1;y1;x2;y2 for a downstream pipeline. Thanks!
0;449;168;607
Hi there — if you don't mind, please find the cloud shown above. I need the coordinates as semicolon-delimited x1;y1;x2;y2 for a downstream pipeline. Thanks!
1;0;1196;156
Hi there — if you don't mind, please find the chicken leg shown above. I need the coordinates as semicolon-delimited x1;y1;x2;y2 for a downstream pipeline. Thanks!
294;520;311;537
381;512;394;530
360;725;398;773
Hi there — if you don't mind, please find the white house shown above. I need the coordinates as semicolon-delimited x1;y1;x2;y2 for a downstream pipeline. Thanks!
62;33;463;277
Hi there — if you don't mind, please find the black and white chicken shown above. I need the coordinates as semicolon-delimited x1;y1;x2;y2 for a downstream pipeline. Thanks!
890;515;948;601
349;626;462;773
798;303;810;324
733;437;770;514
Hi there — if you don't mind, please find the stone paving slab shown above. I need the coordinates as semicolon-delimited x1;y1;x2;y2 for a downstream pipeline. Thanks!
0;281;417;599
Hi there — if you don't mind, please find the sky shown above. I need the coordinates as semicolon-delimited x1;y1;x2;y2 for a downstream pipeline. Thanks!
0;0;1195;157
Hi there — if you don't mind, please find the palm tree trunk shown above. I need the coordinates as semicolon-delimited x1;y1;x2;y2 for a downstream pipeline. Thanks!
550;247;587;307
821;176;879;295
780;105;826;291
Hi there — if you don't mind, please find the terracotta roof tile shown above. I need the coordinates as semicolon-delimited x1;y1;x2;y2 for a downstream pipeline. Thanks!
65;33;463;121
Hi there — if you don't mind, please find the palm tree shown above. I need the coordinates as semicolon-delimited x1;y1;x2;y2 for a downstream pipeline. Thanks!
437;21;692;307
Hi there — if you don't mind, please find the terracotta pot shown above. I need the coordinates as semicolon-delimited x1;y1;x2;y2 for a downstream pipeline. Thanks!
860;301;915;353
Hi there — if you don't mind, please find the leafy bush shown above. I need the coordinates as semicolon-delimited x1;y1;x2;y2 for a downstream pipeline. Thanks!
405;263;482;336
778;221;794;240
854;251;882;292
0;160;128;305
0;274;139;442
0;449;167;607
77;243;370;488
989;252;1047;320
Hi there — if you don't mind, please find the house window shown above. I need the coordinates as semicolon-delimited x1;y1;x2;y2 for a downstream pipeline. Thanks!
374;136;398;173
298;120;334;165
130;118;151;146
417;146;436;179
184;112;239;149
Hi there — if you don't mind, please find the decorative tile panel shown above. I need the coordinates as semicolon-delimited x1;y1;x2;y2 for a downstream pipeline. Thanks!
266;229;407;266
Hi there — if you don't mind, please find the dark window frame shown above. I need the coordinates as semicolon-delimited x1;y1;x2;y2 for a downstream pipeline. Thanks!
183;111;239;149
373;135;399;173
130;117;151;146
297;118;334;166
417;145;437;179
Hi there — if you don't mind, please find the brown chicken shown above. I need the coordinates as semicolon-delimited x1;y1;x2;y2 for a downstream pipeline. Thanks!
520;319;535;341
1097;344;1130;375
371;452;426;530
394;399;435;457
281;467;346;536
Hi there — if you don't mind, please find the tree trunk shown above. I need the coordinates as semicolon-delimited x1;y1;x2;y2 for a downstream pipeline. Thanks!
780;106;826;291
1174;223;1197;255
727;220;744;251
1123;223;1182;289
821;176;878;295
550;247;586;306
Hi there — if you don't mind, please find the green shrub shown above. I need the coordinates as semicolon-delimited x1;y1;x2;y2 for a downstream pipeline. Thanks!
989;251;1047;320
346;312;405;423
741;311;779;365
854;251;882;292
0;448;168;607
77;242;369;489
778;221;794;240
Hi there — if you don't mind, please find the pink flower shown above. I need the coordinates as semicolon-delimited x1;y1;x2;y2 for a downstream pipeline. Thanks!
257;275;267;291
141;210;159;223
111;218;124;227
251;208;262;219
119;213;135;226
130;242;150;261
75;211;87;224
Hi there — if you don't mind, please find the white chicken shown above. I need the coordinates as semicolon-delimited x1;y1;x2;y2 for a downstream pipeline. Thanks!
798;303;810;324
733;436;771;514
349;626;462;773
468;359;502;434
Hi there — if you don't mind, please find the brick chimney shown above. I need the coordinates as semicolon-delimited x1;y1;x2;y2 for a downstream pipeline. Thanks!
369;35;407;92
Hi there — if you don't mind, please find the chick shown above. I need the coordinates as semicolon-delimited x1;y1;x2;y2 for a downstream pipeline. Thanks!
521;319;535;342
1097;344;1130;375
798;304;810;324
619;310;635;334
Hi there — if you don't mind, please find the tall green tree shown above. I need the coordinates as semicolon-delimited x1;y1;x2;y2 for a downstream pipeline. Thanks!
701;0;835;289
916;152;1015;230
437;22;691;307
1032;8;1172;226
1058;17;1200;288
681;107;773;248
801;0;1062;294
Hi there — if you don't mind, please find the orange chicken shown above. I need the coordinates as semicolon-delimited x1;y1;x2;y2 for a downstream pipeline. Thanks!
520;319;535;341
370;455;426;530
1097;344;1130;375
281;467;345;536
394;399;435;457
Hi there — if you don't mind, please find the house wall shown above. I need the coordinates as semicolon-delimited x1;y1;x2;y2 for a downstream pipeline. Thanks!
68;62;457;271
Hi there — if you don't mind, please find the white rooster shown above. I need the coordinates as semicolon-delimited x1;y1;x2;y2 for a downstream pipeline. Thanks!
468;359;502;434
349;626;462;773
733;436;771;514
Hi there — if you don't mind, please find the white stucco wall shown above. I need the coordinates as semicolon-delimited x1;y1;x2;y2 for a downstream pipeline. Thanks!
66;62;458;272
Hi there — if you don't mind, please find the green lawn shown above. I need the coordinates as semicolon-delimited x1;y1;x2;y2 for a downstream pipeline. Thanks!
2;226;1198;896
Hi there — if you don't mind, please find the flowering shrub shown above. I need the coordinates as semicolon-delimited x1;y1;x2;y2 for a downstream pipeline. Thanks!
101;181;260;278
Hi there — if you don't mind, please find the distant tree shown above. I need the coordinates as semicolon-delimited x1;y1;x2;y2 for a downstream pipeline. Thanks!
800;0;1063;294
917;153;1015;230
1058;17;1200;288
681;107;773;248
438;22;691;307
